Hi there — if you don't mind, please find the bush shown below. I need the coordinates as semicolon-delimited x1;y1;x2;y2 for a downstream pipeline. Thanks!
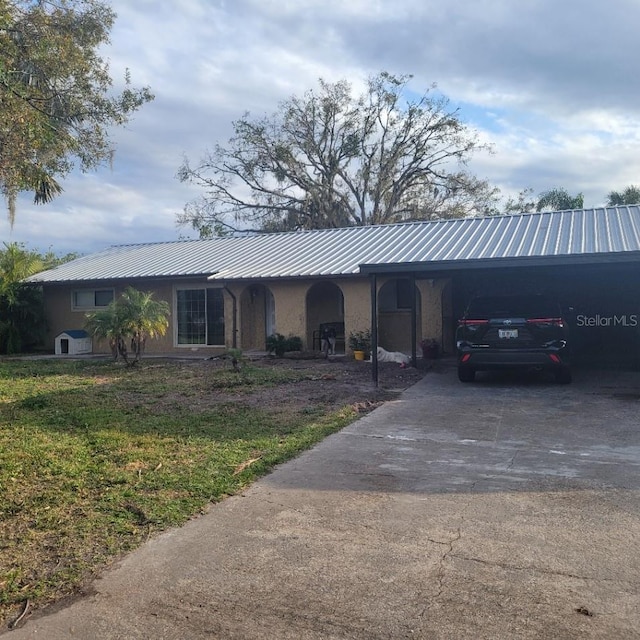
266;333;302;357
284;336;302;352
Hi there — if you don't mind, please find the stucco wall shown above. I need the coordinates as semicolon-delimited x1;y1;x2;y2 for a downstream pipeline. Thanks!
42;282;144;354
340;279;370;336
417;279;441;341
238;284;267;350
41;275;449;356
417;278;452;353
268;280;308;345
43;278;228;355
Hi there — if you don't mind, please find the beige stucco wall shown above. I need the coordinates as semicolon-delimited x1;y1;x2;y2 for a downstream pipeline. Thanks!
43;278;227;355
371;276;452;354
419;278;453;353
42;281;159;354
340;279;370;336
237;284;267;350
416;278;448;342
269;280;308;341
234;277;368;352
42;274;449;357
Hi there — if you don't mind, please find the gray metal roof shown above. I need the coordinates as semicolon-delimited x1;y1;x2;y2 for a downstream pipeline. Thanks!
28;206;640;284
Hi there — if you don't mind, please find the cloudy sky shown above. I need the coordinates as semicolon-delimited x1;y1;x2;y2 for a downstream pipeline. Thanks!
3;0;639;255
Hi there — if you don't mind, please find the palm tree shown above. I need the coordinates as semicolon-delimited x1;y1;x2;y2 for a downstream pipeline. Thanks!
0;243;46;354
84;305;125;361
85;287;170;365
118;287;170;363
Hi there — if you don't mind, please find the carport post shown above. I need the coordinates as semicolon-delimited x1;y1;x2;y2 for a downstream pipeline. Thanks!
370;274;378;387
410;274;417;367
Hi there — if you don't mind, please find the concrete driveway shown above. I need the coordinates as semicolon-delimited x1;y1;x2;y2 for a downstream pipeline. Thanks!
5;365;640;639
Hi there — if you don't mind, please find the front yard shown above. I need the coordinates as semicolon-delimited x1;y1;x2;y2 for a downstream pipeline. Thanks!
0;355;425;627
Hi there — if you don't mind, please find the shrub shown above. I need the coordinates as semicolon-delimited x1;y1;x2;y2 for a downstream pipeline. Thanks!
266;333;302;357
284;336;302;352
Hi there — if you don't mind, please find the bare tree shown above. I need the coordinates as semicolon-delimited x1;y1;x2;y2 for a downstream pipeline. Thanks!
178;72;497;236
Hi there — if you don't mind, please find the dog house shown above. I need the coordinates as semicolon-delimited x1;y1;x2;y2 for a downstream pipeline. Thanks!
55;330;93;355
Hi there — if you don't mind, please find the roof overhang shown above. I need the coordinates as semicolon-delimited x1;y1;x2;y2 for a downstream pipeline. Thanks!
32;273;218;285
358;251;640;276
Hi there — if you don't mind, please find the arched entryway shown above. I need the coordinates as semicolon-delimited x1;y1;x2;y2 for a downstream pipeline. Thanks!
378;278;422;352
306;282;345;353
240;284;275;350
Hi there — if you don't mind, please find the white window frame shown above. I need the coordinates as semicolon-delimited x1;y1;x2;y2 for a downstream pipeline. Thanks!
71;288;115;311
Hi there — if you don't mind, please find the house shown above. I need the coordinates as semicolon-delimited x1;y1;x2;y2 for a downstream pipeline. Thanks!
29;206;640;369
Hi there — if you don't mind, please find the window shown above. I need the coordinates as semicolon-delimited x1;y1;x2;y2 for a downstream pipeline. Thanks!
72;289;114;310
176;288;225;346
379;279;414;312
396;279;413;310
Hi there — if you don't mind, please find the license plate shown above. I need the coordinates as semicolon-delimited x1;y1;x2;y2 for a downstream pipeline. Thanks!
498;329;518;339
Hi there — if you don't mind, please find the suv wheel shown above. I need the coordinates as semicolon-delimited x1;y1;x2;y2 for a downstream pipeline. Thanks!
458;366;475;382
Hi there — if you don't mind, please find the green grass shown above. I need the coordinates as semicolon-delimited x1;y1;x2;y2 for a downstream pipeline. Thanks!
0;359;358;622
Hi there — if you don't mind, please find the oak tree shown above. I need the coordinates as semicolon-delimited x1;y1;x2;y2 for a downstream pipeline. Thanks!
178;72;497;236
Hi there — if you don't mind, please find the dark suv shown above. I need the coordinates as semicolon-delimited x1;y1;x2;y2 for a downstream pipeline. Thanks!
456;294;571;383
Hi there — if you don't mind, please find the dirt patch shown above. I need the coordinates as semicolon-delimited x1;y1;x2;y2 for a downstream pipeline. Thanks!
243;355;428;411
137;353;434;417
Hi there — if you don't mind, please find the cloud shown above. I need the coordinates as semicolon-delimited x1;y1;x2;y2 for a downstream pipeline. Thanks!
5;0;640;255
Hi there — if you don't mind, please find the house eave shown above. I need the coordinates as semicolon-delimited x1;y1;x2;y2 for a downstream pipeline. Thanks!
358;251;640;275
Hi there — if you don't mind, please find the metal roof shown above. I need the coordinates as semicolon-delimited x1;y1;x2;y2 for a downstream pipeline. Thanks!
28;206;640;284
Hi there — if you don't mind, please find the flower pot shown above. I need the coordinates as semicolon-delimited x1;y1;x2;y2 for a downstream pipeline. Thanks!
353;350;366;361
421;343;440;359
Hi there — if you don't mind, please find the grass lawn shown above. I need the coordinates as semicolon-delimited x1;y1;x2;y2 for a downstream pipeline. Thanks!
0;358;362;625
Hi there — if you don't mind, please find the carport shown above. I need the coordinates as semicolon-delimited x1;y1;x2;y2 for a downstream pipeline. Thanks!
363;207;640;383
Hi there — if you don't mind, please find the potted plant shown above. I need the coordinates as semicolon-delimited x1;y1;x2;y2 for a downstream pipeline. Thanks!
420;337;440;360
348;329;371;360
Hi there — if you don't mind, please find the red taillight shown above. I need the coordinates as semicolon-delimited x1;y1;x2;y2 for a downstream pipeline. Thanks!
458;319;489;326
549;354;561;363
461;353;471;363
526;317;564;327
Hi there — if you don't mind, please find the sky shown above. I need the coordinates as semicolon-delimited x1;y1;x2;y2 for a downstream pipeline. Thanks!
3;0;640;256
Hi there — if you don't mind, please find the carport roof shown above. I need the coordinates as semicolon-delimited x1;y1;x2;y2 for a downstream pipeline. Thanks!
29;206;640;283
